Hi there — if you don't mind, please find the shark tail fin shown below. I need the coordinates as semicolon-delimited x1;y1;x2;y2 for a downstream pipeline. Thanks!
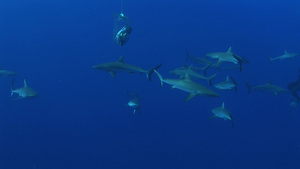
230;76;238;93
146;64;162;81
208;74;217;86
245;81;252;94
10;79;15;96
232;54;243;72
229;114;234;128
203;63;214;75
153;70;163;87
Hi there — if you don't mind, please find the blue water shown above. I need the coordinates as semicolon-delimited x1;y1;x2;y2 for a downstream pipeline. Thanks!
0;0;300;169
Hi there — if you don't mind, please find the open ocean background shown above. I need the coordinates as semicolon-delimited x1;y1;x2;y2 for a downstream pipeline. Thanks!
0;0;300;169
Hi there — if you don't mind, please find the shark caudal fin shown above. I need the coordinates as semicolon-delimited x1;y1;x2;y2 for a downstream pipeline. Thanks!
230;76;238;93
153;70;164;87
208;74;217;86
232;54;243;72
229;114;234;128
245;81;252;94
146;64;162;81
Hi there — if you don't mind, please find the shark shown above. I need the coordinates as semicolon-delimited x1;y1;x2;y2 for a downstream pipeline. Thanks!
214;76;237;93
92;56;161;81
0;68;17;77
11;79;38;99
154;70;219;102
245;81;289;95
128;98;141;114
126;91;141;114
206;47;245;72
269;50;300;61
169;65;217;85
211;102;234;128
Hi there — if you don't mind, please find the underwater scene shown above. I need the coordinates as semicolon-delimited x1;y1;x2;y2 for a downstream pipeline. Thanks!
0;0;300;169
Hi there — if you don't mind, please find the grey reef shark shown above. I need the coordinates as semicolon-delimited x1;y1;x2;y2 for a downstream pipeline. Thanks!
126;91;141;114
154;70;219;102
269;50;300;61
214;75;237;93
211;102;234;128
169;65;216;86
0;68;17;77
11;79;38;99
92;56;161;81
206;47;248;72
245;81;289;95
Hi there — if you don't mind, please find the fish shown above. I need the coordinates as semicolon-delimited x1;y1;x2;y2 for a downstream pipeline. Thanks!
169;65;217;85
154;70;219;102
92;56;161;81
206;47;245;72
0;68;17;77
126;91;141;114
269;50;300;61
11;79;38;99
245;81;289;95
211;102;234;128
214;76;237;93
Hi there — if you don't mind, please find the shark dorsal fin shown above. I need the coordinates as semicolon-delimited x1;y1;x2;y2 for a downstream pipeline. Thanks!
222;102;225;108
118;56;125;63
227;47;232;53
226;76;229;81
184;73;192;81
268;81;272;84
284;50;288;54
24;79;28;87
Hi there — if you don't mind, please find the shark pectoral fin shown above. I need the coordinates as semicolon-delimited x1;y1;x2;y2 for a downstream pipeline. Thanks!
209;115;217;120
215;60;223;67
184;93;197;102
109;71;116;78
274;92;278;95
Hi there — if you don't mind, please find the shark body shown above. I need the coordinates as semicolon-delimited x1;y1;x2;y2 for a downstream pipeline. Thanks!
169;65;216;85
269;51;300;61
245;81;288;95
154;70;219;102
11;79;38;99
211;102;234;128
214;76;237;93
92;56;161;81
0;69;17;77
206;47;246;71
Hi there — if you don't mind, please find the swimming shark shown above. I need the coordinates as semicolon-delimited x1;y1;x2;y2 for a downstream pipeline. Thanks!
169;65;217;85
128;98;141;114
0;68;17;77
92;56;161;81
269;50;300;61
11;79;38;99
206;47;245;71
214;76;237;93
245;81;289;95
154;70;219;102
126;91;141;114
211;102;234;128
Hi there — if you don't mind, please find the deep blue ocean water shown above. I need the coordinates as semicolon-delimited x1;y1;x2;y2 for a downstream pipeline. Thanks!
0;0;300;169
